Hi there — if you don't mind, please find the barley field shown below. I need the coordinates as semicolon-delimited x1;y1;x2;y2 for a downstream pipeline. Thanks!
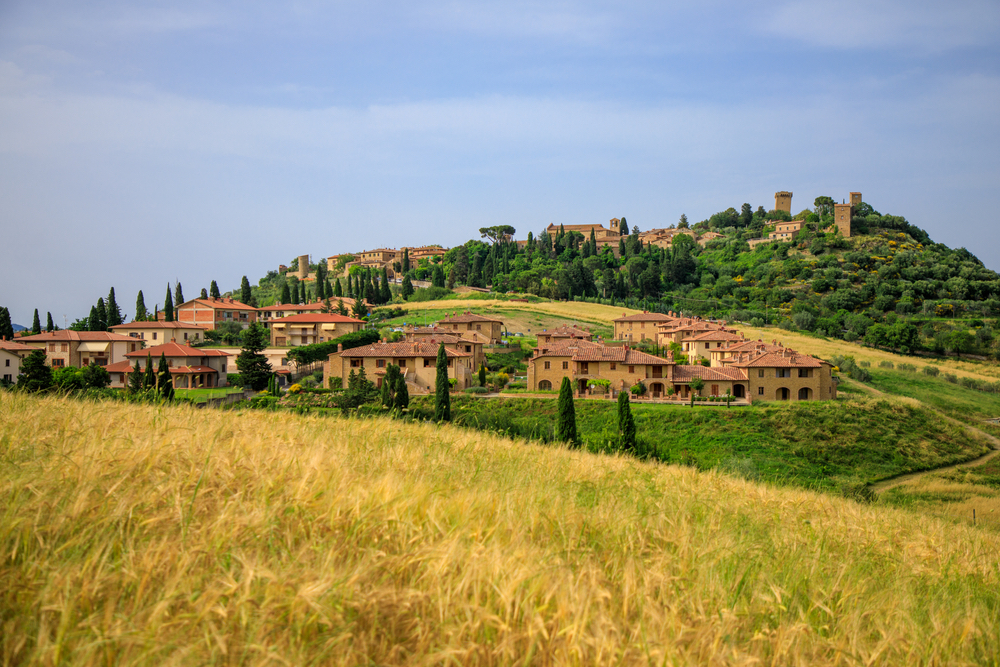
3;393;1000;665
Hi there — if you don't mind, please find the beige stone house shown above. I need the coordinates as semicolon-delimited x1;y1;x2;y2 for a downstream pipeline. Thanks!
0;339;36;384
257;298;368;322
105;342;230;389
436;311;504;344
536;325;593;345
403;326;486;369
176;297;258;329
769;220;804;241
325;340;473;393
724;348;837;401
527;340;676;396
612;311;676;342
110;321;208;345
17;330;141;368
680;330;746;361
266;313;365;347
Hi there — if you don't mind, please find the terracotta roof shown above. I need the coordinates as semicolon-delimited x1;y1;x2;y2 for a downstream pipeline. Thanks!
105;361;220;374
257;302;326;313
111;321;206;330
682;331;745;343
405;332;463;344
731;351;823;369
437;312;504;324
541;326;592;338
269;313;365;324
125;342;230;359
535;342;672;366
177;298;256;311
672;365;748;382
0;339;37;352
613;312;676;323
17;331;137;343
339;342;470;358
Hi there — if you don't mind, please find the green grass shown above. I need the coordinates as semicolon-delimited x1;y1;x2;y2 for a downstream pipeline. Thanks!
173;386;245;403
866;368;1000;436
408;394;991;494
377;307;614;339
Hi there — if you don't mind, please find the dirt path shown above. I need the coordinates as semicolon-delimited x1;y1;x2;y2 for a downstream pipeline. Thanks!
850;381;1000;492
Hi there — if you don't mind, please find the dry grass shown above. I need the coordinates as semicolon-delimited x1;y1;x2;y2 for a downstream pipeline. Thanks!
3;392;1000;665
402;298;636;327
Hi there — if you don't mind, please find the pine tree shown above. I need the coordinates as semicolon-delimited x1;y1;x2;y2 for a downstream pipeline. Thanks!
402;275;414;299
31;309;41;334
240;276;252;304
280;282;291;305
163;286;174;322
434;343;451;421
143;354;156;389
617;390;636;452
351;298;368;319
174;282;184;307
0;307;14;341
334;278;343;298
557;377;578;446
95;299;107;331
236;323;272;391
210;281;221;298
337;299;347;316
135;290;148;321
46;312;54;332
107;287;122;327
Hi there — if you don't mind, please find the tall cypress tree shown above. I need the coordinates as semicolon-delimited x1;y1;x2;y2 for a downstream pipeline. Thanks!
434;343;451;421
240;276;252;305
88;306;98;331
210;280;221;298
557;377;578;446
31;309;41;334
164;286;174;322
107;287;122;327
380;268;391;303
617;390;636;452
0;307;15;340
394;373;409;410
128;358;144;393
157;352;174;400
174;282;184;307
402;275;414;300
280;282;291;305
95;299;107;332
46;312;54;332
334;278;343;297
135;290;148;321
402;248;410;274
143;354;156;389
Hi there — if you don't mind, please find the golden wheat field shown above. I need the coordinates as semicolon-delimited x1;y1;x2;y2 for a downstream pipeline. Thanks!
3;392;1000;666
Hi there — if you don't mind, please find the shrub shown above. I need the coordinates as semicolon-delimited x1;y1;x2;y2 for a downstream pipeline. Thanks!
859;361;871;368
944;373;958;384
878;361;895;369
464;386;489;394
923;366;940;377
630;381;647;396
897;363;916;372
750;318;765;328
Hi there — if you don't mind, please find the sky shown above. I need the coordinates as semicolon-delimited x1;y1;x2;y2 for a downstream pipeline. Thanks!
1;0;998;327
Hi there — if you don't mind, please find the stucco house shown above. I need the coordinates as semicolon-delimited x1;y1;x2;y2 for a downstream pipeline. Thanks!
0;339;36;384
266;313;365;347
436;311;505;344
175;297;258;329
17;330;141;368
105;342;231;389
110;321;208;345
325;340;473;393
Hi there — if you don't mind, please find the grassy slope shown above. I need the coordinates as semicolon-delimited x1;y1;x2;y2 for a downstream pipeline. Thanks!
411;394;992;493
3;393;1000;666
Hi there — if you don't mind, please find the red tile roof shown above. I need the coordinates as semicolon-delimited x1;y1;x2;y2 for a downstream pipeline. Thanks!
270;313;365;324
17;331;137;343
682;331;745;342
0;339;37;352
437;311;503;324
339;342;470;358
672;365;748;382
125;342;230;359
731;351;823;369
110;321;207;330
177;298;256;311
613;311;676;323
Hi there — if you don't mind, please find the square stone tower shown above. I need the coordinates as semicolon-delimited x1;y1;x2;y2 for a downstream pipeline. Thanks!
850;192;862;206
774;191;793;213
834;203;853;237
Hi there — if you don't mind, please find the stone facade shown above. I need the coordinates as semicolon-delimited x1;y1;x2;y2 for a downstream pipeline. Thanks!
834;203;853;238
774;191;793;213
105;342;230;389
325;341;473;393
110;321;208;345
176;297;258;330
17;331;141;369
436;311;504;344
266;313;365;347
612;311;675;342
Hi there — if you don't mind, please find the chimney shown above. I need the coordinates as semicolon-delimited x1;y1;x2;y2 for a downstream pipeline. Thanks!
170;337;176;343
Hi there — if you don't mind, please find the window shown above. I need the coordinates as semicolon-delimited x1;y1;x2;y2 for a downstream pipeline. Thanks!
52;358;65;367
465;345;472;353
152;332;158;340
476;324;481;330
776;369;791;378
130;344;137;352
711;384;719;396
628;365;634;373
2;374;10;382
610;362;616;370
758;386;764;395
376;359;386;368
798;368;812;378
562;361;569;370
350;359;361;367
758;369;765;378
424;358;433;367
399;360;406;368
544;361;550;370
61;343;67;352
580;362;589;374
183;333;188;340
48;343;55;352
4;359;8;367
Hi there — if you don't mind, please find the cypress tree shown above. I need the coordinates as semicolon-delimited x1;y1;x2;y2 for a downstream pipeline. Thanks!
200;288;208;299
173;283;183;308
143;354;156;389
0;307;14;340
557;377;578;446
315;276;325;301
351;298;368;319
434;343;451;421
210;281;221;298
479;363;487;387
135;290;147;321
240;276;252;304
432;264;445;288
107;287;122;327
95;299;107;331
31;309;41;334
380;268;391;303
402;248;410;274
617;390;636;452
88;306;99;332
157;352;174;400
402;275;414;299
163;286;174;322
394;372;409;410
380;374;391;407
337;299;347;316
128;359;143;393
280;282;291;305
46;312;54;332
334;278;343;297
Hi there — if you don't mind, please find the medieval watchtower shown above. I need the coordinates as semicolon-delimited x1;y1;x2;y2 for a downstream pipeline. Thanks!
834;203;853;238
296;254;310;280
774;191;793;213
850;192;862;207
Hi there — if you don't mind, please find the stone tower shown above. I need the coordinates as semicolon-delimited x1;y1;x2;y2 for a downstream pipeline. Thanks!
296;254;310;280
850;192;862;207
834;203;853;238
774;191;793;213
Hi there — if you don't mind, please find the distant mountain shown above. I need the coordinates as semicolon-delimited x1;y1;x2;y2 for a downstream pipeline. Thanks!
12;323;26;332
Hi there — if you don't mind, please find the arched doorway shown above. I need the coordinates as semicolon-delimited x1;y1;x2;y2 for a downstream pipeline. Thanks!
538;379;552;390
798;387;812;400
733;384;745;398
776;387;790;400
650;382;664;398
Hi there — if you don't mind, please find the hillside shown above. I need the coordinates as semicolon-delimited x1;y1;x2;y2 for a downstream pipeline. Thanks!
3;393;1000;665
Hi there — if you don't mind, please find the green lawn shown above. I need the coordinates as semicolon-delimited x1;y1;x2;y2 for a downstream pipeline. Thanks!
866;369;1000;436
407;394;992;494
174;386;245;403
376;307;614;339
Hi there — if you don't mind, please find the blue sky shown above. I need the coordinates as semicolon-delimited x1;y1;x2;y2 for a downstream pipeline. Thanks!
1;1;998;326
